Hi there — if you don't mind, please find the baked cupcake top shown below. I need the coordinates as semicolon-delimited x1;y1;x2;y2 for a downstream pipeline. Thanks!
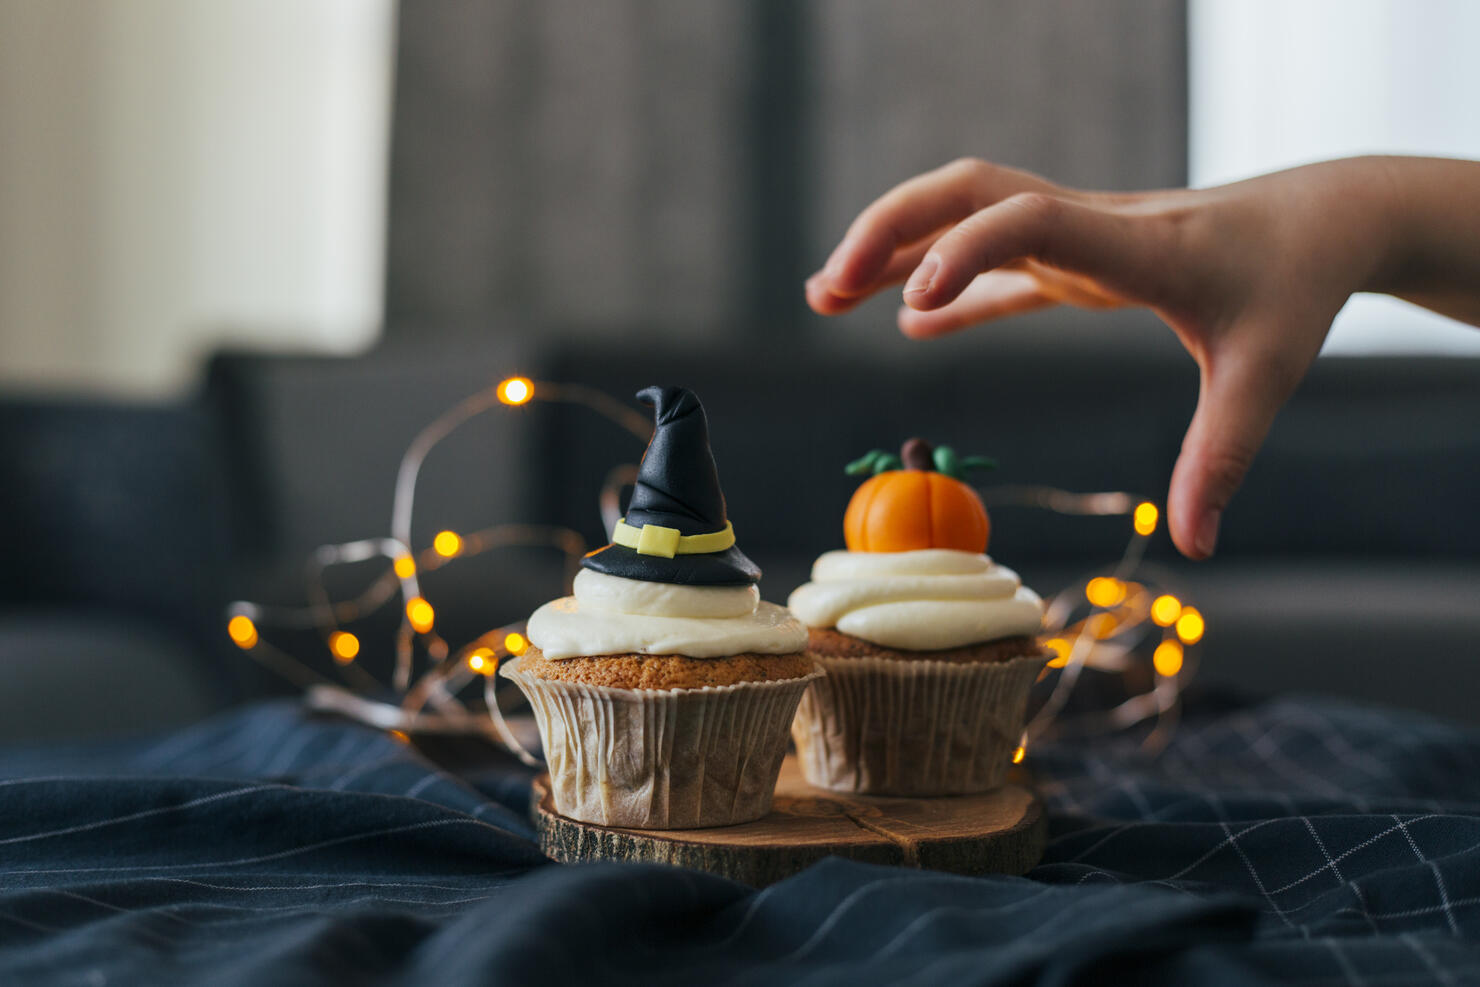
787;438;1043;650
526;386;807;661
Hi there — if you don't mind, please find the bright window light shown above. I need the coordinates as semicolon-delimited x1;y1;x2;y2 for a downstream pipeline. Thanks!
1190;0;1480;355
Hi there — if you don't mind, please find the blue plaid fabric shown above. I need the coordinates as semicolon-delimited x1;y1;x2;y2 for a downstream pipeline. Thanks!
2;694;1478;985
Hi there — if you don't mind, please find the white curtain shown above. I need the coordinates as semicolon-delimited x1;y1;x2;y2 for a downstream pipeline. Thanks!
0;0;397;398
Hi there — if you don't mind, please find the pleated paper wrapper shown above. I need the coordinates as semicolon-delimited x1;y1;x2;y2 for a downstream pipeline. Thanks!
791;651;1047;796
501;657;822;830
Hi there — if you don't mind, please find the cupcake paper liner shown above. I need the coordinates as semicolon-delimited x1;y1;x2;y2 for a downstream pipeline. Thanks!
791;651;1047;796
501;657;822;830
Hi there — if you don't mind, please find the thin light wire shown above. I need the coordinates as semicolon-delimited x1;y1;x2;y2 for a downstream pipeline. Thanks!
1009;489;1196;756
227;376;648;714
230;381;1198;765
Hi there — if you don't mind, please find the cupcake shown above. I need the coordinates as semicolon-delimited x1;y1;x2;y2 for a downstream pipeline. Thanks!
787;438;1047;796
501;385;818;829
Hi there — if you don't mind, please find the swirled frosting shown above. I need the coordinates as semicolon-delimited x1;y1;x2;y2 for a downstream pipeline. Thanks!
787;549;1043;650
527;569;807;660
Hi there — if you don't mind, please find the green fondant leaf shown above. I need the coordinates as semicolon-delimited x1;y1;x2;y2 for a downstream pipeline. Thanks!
845;450;885;476
959;455;999;472
933;445;960;478
873;454;903;474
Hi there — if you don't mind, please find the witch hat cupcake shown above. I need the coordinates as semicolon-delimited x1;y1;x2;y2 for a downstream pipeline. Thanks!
502;386;819;829
583;385;760;587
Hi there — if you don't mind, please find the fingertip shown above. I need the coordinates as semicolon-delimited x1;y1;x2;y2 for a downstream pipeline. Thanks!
1172;514;1219;559
803;277;826;314
1166;461;1208;561
828;236;898;297
896;306;930;338
806;278;862;316
896;306;961;340
901;287;949;312
804;277;836;315
1195;509;1222;558
1166;462;1221;560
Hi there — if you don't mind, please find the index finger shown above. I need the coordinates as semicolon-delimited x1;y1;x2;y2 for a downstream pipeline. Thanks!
817;158;1059;299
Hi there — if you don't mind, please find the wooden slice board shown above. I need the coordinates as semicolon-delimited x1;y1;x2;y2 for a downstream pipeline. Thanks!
532;754;1045;886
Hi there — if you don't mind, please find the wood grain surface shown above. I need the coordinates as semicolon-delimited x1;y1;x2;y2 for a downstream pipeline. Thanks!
533;755;1045;886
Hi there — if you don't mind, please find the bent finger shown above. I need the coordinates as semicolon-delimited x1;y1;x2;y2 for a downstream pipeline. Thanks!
897;270;1056;339
818;159;1058;300
806;241;932;315
1166;344;1298;559
903;193;1166;312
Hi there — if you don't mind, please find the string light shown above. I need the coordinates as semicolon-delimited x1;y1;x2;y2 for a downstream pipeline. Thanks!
1044;637;1071;668
433;530;462;557
1085;612;1118;640
1175;608;1205;645
405;597;435;634
224;374;650;747
328;631;360;663
1151;594;1182;626
1085;577;1126;608
1153;639;1185;677
222;379;1203;762
227;615;258;649
497;377;533;406
1004;487;1201;755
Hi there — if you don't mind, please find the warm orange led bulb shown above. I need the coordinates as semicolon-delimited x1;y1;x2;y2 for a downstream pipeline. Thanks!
433;530;462;557
329;631;360;663
1133;501;1159;536
406;597;435;633
227;615;258;649
1085;577;1126;608
1175;608;1205;645
1153;639;1184;677
466;647;493;674
504;632;528;656
1043;637;1070;668
497;377;533;405
1150;594;1182;627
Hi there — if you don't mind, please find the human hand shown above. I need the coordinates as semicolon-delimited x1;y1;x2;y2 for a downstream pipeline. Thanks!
806;156;1451;560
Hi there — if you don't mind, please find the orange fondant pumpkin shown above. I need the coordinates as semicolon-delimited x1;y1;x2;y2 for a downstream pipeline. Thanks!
844;469;991;553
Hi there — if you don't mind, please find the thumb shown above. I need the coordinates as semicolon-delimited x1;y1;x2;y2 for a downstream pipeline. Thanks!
1167;346;1294;560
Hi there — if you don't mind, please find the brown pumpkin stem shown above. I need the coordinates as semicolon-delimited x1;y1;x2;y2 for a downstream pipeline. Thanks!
901;437;935;471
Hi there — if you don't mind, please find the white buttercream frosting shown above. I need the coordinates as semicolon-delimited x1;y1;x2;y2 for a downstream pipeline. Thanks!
787;549;1043;650
527;568;807;660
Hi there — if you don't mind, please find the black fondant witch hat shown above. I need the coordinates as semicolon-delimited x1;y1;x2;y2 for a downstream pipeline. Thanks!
582;385;761;587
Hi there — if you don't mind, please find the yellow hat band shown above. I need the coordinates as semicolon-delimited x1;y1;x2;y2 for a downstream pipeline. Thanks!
612;518;736;559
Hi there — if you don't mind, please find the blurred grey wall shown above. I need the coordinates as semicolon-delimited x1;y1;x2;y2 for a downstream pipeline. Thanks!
385;0;1187;348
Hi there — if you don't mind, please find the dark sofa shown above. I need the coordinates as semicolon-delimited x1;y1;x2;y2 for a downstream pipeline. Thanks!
2;338;1476;739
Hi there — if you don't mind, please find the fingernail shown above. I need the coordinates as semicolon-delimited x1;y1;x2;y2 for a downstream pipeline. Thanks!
904;257;938;296
1195;510;1221;557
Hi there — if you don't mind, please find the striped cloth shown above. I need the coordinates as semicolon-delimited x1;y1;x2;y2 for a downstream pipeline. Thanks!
2;695;1479;985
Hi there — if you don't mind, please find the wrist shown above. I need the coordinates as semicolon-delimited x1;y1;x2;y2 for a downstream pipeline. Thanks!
1352;156;1420;297
1348;155;1480;301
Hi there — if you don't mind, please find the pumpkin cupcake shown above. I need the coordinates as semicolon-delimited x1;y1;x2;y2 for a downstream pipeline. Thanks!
787;438;1048;796
501;386;818;829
